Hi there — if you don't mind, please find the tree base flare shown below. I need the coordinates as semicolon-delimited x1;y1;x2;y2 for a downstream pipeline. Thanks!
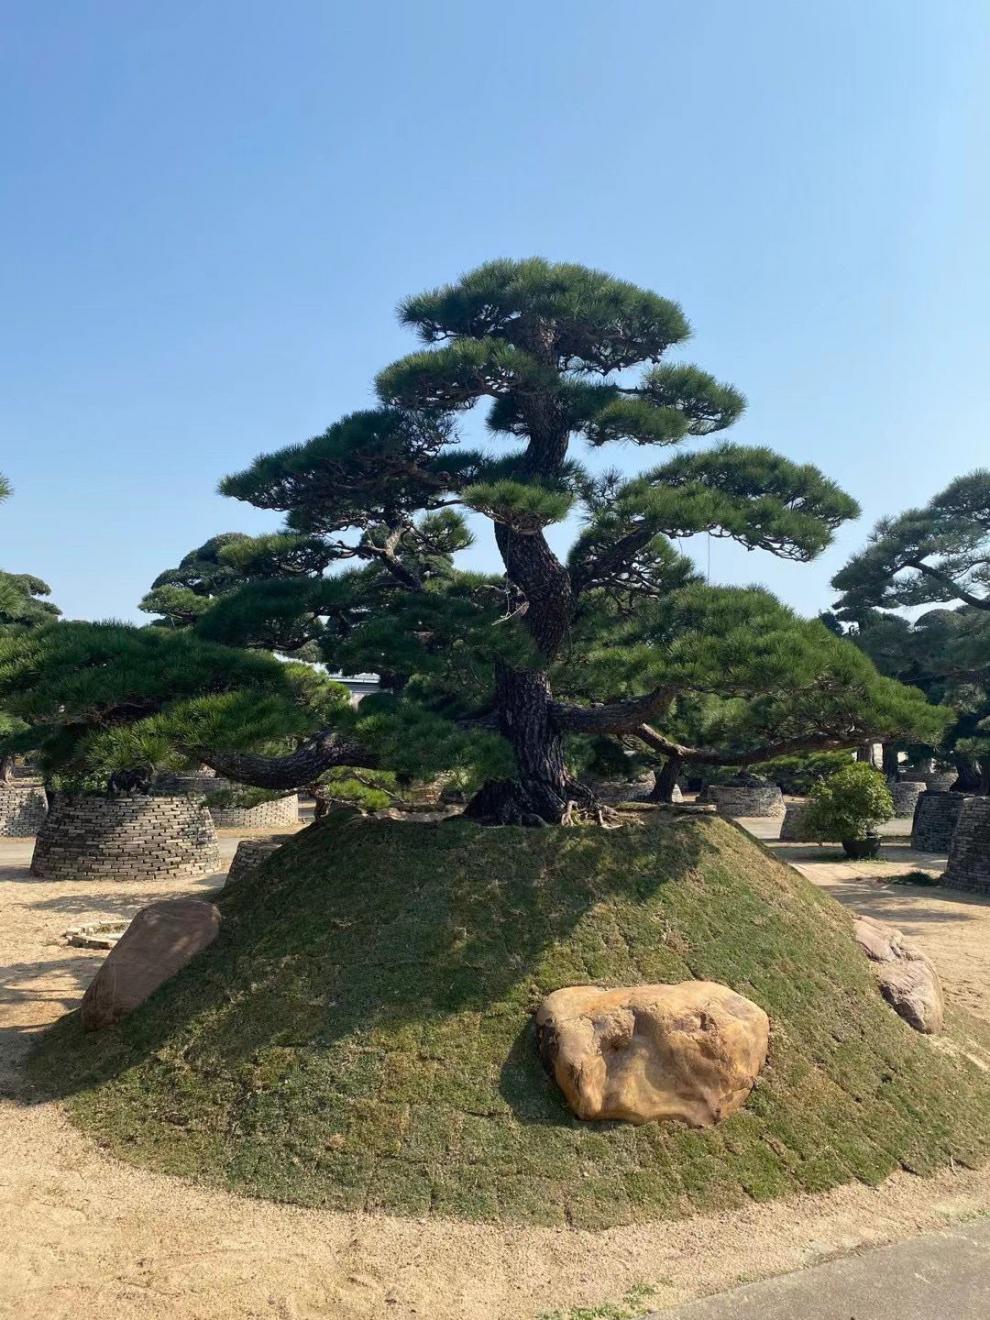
463;777;618;827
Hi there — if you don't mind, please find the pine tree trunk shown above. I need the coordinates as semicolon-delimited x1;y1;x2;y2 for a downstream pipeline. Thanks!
0;755;14;784
464;665;572;825
881;743;899;781
646;754;683;803
955;760;987;786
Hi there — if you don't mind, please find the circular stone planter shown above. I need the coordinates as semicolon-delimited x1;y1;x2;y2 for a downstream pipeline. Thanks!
890;780;925;817
31;794;220;882
911;791;971;853
842;834;882;860
779;800;815;841
225;836;285;887
942;797;990;895
926;772;959;792
0;783;48;836
709;783;785;818
208;794;299;829
153;774;299;830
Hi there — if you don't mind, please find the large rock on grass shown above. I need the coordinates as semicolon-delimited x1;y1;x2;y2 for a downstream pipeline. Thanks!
535;981;769;1127
80;898;221;1030
852;914;944;1035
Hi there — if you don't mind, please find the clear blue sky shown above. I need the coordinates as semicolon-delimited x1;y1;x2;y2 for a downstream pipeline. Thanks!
2;1;988;623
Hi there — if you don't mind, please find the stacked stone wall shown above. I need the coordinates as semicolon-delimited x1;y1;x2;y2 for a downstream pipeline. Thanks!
890;781;925;817
225;836;285;886
209;794;300;829
31;794;220;882
910;791;970;853
779;800;814;841
152;773;298;829
709;784;785;818
942;798;990;895
0;784;48;836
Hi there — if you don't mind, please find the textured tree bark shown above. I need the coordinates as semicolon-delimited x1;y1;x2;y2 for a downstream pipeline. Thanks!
0;755;14;784
951;755;988;794
464;665;572;825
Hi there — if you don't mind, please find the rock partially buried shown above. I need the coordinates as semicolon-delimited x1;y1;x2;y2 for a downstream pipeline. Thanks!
852;914;944;1035
80;898;221;1030
535;981;769;1127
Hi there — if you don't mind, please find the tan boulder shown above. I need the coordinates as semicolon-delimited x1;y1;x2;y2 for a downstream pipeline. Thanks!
535;981;769;1127
80;898;221;1030
852;914;944;1035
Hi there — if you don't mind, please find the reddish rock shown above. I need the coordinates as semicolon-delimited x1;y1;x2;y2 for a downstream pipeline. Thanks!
80;898;221;1030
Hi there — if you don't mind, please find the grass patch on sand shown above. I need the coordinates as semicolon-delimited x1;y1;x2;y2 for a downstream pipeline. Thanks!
29;813;990;1227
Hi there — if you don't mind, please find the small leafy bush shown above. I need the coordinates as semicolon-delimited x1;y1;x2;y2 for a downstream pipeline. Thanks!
804;763;894;842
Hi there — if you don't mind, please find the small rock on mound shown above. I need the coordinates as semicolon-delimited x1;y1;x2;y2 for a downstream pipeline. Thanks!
536;981;769;1127
853;914;944;1035
80;899;221;1030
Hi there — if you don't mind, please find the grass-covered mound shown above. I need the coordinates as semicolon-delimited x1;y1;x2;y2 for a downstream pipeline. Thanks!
31;813;990;1227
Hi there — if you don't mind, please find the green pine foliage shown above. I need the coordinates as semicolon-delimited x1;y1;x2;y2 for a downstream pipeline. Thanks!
833;470;990;613
0;262;949;803
0;621;333;784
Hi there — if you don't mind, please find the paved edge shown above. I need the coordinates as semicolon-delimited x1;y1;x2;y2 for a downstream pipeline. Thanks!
644;1216;990;1319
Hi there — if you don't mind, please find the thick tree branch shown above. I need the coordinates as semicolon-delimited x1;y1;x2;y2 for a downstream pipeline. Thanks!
908;559;989;610
570;524;656;597
195;730;378;790
633;723;867;766
551;688;676;733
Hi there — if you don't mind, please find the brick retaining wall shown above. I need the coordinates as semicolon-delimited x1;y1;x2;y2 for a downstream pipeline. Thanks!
0;784;48;836
911;791;971;854
779;800;815;841
709;784;785;818
225;836;285;886
153;773;298;829
31;794;221;882
890;780;925;817
209;794;299;829
942;797;990;894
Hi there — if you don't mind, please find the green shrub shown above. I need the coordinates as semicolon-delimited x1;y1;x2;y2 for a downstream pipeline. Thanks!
804;763;894;842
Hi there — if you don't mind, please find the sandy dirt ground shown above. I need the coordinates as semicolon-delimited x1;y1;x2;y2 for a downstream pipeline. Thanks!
4;826;990;1320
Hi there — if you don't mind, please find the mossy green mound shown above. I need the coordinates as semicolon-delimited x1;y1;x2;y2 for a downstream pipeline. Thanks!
30;814;990;1227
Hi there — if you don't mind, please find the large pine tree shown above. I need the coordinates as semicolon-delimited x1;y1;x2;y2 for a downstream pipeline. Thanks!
0;266;946;813
212;257;927;823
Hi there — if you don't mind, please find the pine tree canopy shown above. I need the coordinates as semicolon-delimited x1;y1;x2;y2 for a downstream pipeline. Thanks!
0;264;944;816
832;470;990;612
0;572;60;628
196;257;931;821
834;604;990;792
558;583;947;771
